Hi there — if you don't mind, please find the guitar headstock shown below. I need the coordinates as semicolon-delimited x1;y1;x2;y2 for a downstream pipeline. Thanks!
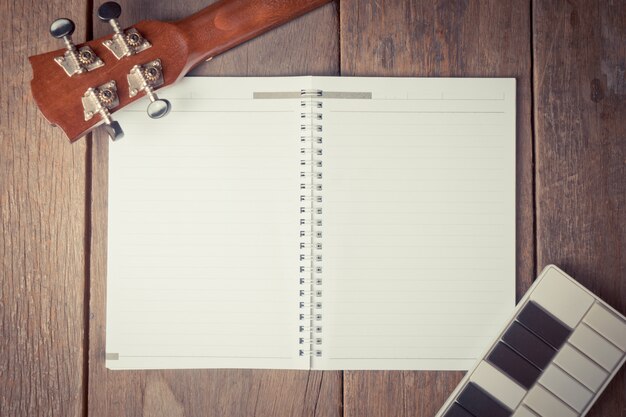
29;2;189;142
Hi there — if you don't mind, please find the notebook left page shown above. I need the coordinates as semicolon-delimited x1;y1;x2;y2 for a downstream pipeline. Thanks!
106;77;309;369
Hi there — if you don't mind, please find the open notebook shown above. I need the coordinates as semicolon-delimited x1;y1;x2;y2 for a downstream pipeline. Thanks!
106;76;516;370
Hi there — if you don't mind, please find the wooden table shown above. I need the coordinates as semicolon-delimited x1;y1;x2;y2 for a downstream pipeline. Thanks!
2;0;624;416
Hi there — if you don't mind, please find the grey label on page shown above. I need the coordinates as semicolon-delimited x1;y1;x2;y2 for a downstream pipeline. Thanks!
254;91;372;99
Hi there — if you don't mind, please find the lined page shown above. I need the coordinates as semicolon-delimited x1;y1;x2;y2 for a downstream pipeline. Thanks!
313;77;516;370
106;77;309;369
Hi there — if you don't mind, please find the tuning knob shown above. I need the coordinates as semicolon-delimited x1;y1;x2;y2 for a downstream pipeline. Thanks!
97;1;123;34
50;18;76;41
103;121;125;141
147;98;171;119
50;18;85;74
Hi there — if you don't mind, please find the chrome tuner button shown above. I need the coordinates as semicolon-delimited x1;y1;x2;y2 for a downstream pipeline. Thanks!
97;1;122;26
103;121;125;141
147;99;171;119
50;18;75;39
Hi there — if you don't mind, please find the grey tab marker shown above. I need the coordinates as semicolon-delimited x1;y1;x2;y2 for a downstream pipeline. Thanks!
254;91;372;99
106;352;119;360
253;91;301;99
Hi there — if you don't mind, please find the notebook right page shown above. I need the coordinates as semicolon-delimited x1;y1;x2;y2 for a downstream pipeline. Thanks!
313;77;516;370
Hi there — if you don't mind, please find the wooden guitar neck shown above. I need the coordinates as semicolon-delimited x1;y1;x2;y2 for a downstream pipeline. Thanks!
177;0;332;72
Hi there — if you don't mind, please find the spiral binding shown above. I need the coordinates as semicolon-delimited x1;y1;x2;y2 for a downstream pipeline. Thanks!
299;90;324;360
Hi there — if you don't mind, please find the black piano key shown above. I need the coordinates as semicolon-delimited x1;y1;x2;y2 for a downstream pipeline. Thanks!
443;403;476;417
517;301;571;349
487;342;542;389
502;321;557;370
456;382;511;417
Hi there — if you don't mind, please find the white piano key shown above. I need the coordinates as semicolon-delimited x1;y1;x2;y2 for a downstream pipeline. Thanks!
539;363;594;412
523;385;577;417
530;267;594;328
553;343;608;391
470;361;526;410
511;405;538;417
568;324;624;371
583;303;626;351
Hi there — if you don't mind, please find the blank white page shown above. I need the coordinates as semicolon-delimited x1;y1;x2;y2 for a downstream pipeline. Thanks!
106;77;310;369
313;77;516;370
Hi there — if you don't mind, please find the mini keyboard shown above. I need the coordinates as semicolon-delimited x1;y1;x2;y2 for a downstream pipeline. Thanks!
435;265;626;417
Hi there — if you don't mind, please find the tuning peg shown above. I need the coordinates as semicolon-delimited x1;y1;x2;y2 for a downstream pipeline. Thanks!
127;59;171;119
103;121;125;141
82;81;125;141
50;18;103;76
50;17;75;40
97;2;123;34
99;1;151;59
147;97;171;119
50;18;84;75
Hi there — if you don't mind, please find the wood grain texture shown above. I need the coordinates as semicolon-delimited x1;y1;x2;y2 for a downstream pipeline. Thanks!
340;1;534;416
533;1;626;416
4;1;625;416
0;0;88;416
88;1;341;417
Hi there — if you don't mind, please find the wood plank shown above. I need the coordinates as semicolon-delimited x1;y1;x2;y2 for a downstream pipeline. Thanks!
0;0;89;416
533;1;626;416
88;1;341;416
340;1;534;415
